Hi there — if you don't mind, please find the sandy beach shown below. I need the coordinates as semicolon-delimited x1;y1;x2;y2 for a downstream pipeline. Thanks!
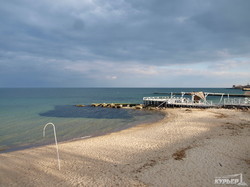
0;108;249;187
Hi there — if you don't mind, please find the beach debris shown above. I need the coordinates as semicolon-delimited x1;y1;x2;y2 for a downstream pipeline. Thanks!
134;159;157;174
172;146;192;160
244;159;250;165
214;113;228;119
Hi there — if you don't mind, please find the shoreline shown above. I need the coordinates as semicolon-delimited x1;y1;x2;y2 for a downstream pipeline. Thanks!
0;108;166;154
0;108;249;186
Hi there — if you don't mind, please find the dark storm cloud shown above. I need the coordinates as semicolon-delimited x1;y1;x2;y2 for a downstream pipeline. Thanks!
0;0;249;87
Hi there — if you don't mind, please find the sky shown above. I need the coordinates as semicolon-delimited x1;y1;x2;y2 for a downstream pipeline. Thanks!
0;0;250;87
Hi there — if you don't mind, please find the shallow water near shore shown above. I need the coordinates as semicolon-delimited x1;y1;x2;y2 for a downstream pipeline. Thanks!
0;88;244;152
1;106;165;153
0;88;167;152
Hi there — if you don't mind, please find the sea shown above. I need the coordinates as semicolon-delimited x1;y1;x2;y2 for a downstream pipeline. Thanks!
0;88;245;153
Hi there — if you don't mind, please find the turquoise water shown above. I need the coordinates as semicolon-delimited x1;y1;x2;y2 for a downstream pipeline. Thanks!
0;88;244;152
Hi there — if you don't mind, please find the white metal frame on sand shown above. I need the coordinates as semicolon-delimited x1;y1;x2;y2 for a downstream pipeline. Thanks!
43;122;61;170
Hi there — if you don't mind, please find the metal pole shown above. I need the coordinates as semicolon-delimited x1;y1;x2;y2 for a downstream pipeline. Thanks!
43;123;61;170
181;92;185;98
219;94;224;104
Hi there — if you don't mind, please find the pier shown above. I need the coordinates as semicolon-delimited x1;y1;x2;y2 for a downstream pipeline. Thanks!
153;92;250;97
144;92;250;109
77;92;250;110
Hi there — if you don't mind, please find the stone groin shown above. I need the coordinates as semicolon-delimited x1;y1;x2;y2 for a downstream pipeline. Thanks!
75;103;249;111
91;103;144;109
75;103;145;109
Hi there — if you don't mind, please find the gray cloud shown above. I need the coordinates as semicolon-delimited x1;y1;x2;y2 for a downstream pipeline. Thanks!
0;0;249;87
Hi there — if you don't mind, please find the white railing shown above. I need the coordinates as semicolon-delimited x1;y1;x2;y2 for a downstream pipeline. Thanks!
143;96;170;100
224;98;250;105
144;96;250;107
143;96;213;106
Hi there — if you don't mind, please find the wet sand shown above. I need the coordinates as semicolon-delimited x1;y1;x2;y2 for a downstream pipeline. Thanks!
0;108;249;186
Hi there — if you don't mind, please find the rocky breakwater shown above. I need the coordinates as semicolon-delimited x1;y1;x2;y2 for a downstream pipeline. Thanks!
75;103;163;110
90;103;144;109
